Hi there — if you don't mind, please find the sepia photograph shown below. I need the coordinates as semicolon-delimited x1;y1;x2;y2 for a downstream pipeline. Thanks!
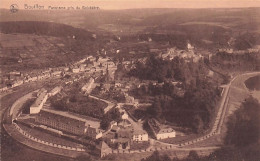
0;0;260;161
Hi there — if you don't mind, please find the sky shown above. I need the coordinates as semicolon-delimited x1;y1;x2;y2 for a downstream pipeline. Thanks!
1;0;260;10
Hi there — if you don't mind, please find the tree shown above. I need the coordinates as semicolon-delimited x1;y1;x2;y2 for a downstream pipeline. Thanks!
187;150;200;161
148;97;162;119
141;151;160;161
225;96;260;147
100;116;110;130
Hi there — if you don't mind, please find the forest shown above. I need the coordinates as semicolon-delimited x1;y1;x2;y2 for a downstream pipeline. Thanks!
211;51;260;71
128;54;209;84
142;96;260;161
129;55;220;133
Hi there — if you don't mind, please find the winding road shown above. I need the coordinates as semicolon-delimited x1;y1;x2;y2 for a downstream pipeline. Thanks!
2;71;260;158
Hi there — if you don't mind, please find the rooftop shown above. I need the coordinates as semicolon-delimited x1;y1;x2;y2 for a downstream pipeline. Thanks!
40;108;100;128
158;128;175;134
31;91;48;107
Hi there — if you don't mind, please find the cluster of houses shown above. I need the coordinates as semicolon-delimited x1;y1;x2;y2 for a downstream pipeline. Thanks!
103;111;149;150
6;49;181;152
217;46;260;54
0;54;118;93
0;69;63;92
160;44;203;63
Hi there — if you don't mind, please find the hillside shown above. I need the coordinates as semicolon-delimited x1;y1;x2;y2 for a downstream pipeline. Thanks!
0;21;94;41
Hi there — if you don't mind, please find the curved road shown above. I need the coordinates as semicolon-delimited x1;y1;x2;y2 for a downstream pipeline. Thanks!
2;71;260;157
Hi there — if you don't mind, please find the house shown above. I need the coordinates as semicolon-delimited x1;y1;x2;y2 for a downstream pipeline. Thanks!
97;57;110;64
30;90;48;114
79;64;86;72
28;75;38;82
101;61;115;69
132;129;148;142
100;141;112;158
64;67;70;71
109;121;117;129
87;56;96;62
148;119;176;140
149;48;160;53
0;86;8;92
81;77;95;94
156;128;176;140
187;42;194;51
118;119;131;128
36;108;101;137
111;125;120;132
12;80;23;87
9;71;22;76
78;58;86;64
125;93;135;104
121;112;129;120
51;71;61;77
115;82;122;88
72;67;80;73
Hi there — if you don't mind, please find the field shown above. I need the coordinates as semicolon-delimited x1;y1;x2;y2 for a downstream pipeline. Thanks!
0;33;75;73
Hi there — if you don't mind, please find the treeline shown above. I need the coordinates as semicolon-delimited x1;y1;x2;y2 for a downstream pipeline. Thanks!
225;96;260;147
234;33;260;50
244;75;260;91
211;52;260;71
0;21;93;41
128;54;209;84
142;96;260;161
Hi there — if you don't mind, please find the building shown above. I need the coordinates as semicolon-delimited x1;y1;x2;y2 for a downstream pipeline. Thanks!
72;67;80;73
118;119;131;128
12;80;23;87
187;42;194;51
30;90;48;114
132;129;148;142
111;125;120;132
48;86;62;96
51;71;61;77
124;93;135;104
109;121;117;129
156;128;176;140
0;86;8;92
148;119;176;140
100;141;112;158
121;112;129;120
86;126;103;139
36;108;102;138
81;77;95;94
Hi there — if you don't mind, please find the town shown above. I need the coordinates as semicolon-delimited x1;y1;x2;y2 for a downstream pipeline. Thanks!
1;6;260;161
